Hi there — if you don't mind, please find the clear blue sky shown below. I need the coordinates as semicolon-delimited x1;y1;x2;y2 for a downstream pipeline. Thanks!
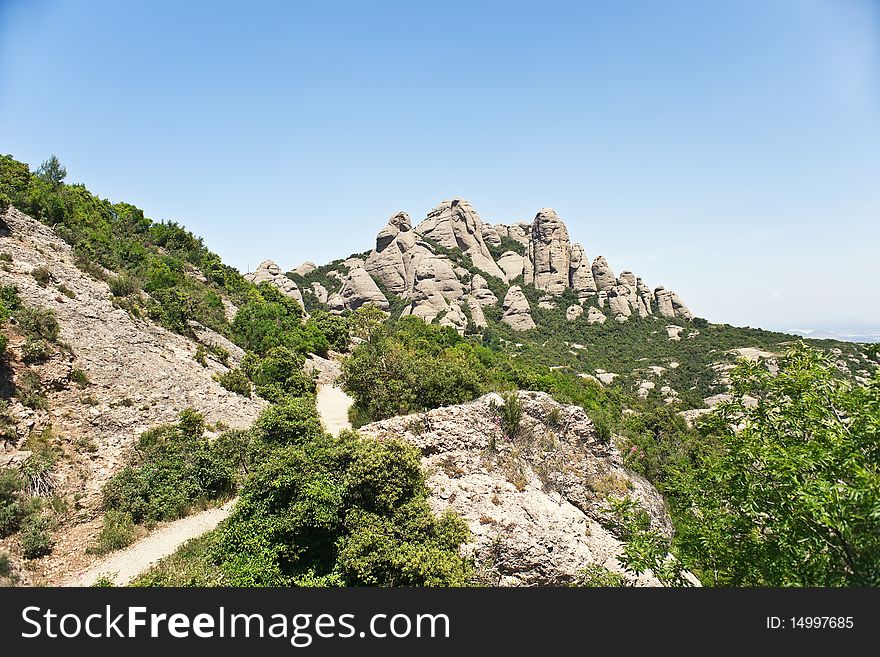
1;0;878;331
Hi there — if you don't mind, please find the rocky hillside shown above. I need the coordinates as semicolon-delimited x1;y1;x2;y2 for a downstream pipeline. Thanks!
0;206;266;583
253;197;692;333
361;391;677;586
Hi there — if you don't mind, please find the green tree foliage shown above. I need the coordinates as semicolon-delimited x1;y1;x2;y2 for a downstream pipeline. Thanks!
242;347;316;403
211;429;471;586
671;345;880;586
102;410;237;524
35;155;66;187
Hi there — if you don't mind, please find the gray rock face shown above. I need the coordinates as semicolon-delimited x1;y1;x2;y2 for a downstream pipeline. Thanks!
654;286;691;320
360;392;673;586
439;303;467;335
566;304;583;321
526;209;571;294
466;296;488;328
569;243;597;300
481;222;502;247
470;274;498;306
497;250;525;280
501;286;536;331
608;285;633;322
339;267;389;311
292;261;317;276
311;282;328;304
618;270;637;287
416;198;507;281
364;211;418;295
245;260;305;309
587;306;607;324
327;292;345;313
494;223;531;247
591;256;617;292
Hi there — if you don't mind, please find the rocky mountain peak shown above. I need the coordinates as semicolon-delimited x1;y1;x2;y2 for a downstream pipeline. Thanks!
244;259;305;308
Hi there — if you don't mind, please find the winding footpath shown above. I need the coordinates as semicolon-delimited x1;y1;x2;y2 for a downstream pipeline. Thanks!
63;381;355;587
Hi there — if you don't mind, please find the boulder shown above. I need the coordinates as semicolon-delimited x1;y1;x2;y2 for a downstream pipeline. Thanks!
566;304;583;321
439;303;468;335
416;198;507;281
591;256;617;292
497;250;525;280
466;296;488;328
501;286;536;331
339;267;389;311
526;209;571;294
587;306;607;324
470;274;498;306
482;222;502;247
364;211;417;294
311;282;328;304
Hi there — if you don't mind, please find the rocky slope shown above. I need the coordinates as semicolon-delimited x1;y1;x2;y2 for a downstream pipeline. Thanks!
0;207;266;583
361;391;674;586
256;198;693;331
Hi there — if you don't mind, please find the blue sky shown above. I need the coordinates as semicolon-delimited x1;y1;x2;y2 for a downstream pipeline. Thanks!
1;0;878;331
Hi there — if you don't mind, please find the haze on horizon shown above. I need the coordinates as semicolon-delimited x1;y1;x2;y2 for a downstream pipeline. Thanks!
1;0;878;334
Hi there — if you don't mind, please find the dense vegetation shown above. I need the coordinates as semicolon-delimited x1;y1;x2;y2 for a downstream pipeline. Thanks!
131;402;471;587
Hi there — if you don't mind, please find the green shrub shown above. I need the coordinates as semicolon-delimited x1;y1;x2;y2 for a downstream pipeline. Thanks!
0;252;12;263
101;410;236;524
20;514;53;558
89;510;136;555
70;368;90;386
108;273;139;297
491;391;523;440
571;563;627;587
0;469;25;537
0;551;11;579
16;306;60;341
214;368;251;397
22;337;52;363
194;345;207;367
16;371;48;410
253;397;323;446
212;432;472;586
0;285;21;316
31;266;51;287
242;347;315;402
57;283;76;299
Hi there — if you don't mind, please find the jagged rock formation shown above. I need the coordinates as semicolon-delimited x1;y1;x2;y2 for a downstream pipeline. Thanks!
466;296;488;328
244;260;305;308
338;266;389;311
360;392;674;586
416;199;507;281
569;243;597;300
501;286;536;331
524;209;571;294
298;198;693;330
566;305;583;321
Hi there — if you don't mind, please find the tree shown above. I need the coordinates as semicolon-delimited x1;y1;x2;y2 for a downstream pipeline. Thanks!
35;155;66;187
672;344;880;586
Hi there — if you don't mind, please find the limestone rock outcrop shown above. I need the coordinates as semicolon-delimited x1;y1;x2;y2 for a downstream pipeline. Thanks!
364;211;417;295
470;274;498;306
566;304;583;321
654;287;693;320
244;260;305;309
525;209;570;294
466;296;488;328
591;256;617;292
569;243;597;300
439;303;467;335
501;286;536;331
338;266;389;311
494;223;531;248
292;261;317;276
497;251;525;281
416;199;507;281
587;306;607;324
360;392;674;586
